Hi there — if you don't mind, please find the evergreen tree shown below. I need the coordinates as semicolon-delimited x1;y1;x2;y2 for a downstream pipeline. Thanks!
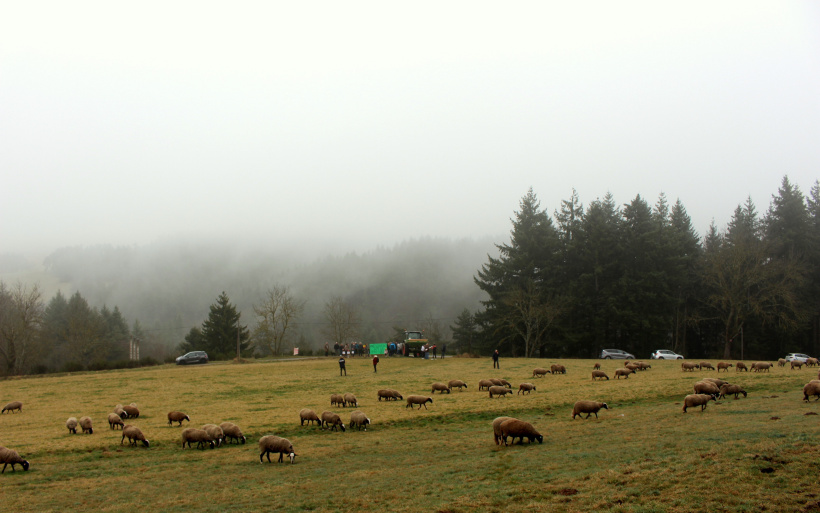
200;291;250;360
450;308;478;354
101;305;130;361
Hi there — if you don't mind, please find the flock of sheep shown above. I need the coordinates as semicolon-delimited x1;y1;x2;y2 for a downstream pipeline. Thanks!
1;356;819;473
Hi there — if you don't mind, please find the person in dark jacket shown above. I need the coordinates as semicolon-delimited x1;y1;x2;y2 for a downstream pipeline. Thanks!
492;349;500;369
339;356;347;376
372;355;379;373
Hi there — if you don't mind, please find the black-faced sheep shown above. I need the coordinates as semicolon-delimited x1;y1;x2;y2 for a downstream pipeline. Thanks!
550;364;566;375
1;401;22;414
518;383;536;394
699;362;715;371
682;394;715;412
681;362;699;372
478;379;495;391
219;422;247;444
498;379;512;388
719;384;747;399
320;411;346;431
121;425;149;447
0;446;29;473
431;382;451;394
167;411;190;427
349;410;371;431
299;408;321;426
66;417;78;434
533;368;550;378
259;435;295;464
736;362;748;372
803;381;820;402
572;400;609;419
448;380;468;391
79;416;93;434
405;395;433;410
492;416;515;445
121;405;140;418
202;424;225;447
693;381;721;396
108;413;124;430
330;394;346;407
752;362;772;372
343;393;358;407
592;370;609;381
113;405;128;419
614;368;633;379
377;389;402;401
489;378;504;387
181;428;215;449
498;419;543;445
717;362;733;372
488;385;513;398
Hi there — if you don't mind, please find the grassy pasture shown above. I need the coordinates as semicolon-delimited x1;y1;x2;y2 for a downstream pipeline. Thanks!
1;356;819;512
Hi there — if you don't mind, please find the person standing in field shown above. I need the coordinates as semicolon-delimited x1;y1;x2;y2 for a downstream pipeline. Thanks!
372;354;379;373
339;356;347;376
492;349;500;369
441;344;446;358
431;345;437;359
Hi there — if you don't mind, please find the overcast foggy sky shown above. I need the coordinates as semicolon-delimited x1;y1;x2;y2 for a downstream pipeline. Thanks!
2;1;819;258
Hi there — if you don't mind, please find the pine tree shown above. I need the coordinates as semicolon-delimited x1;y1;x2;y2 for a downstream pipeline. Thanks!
450;308;478;354
201;291;250;360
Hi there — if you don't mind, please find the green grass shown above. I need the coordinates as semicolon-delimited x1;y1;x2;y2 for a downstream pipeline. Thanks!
1;357;819;512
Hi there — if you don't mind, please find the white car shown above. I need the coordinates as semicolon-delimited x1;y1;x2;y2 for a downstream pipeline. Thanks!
785;353;810;363
651;349;684;360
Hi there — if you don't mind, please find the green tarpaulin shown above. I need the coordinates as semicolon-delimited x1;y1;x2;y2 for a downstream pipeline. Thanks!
370;343;387;355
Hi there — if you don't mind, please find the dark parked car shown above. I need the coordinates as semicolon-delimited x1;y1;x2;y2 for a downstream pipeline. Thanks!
599;349;635;359
175;351;208;365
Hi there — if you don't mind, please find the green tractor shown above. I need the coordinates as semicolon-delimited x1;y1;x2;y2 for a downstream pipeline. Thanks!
402;330;428;357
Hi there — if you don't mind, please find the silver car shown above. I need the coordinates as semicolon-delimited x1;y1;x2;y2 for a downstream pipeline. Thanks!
785;353;810;363
600;349;635;359
651;349;684;360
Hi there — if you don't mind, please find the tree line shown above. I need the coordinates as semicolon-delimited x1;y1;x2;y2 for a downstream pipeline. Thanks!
453;176;819;361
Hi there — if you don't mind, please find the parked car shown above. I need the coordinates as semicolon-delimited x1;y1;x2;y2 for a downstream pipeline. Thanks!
175;351;209;365
600;349;635;359
785;353;810;363
651;349;684;360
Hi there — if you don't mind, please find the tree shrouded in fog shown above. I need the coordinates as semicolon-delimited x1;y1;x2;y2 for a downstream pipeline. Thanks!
323;296;360;349
200;291;250;360
0;281;44;375
252;285;304;356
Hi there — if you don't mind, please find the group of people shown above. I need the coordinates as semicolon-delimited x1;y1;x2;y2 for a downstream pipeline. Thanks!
419;344;446;359
326;342;368;357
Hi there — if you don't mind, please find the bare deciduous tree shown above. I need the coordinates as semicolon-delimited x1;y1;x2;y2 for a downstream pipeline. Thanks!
0;281;45;375
252;285;305;356
322;296;360;349
502;280;563;358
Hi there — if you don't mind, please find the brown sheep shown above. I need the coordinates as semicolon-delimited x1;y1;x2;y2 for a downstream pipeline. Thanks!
518;383;536;395
532;368;550;378
349;410;371;431
66;417;78;434
682;394;715;412
592;363;601;370
121;405;139;418
448;380;468;391
718;384;747;399
736;362;749;372
320;411;346;431
492;416;515;445
1;401;22;414
572;400;609;419
108;413;124;430
121;425;149;447
0;446;29;473
791;360;804;370
343;393;358;408
806;358;819;367
181;428;215;449
377;389;403;401
299;408;321;426
498;419;543;445
681;362;699;372
550;364;567;375
592;370;609;381
625;363;640;373
488;385;513;398
220;422;246;444
478;379;495;391
701;377;729;388
79;416;93;434
431;382;451;394
405;395;433;410
167;411;190;427
259;435;295;464
614;368;634;379
699;362;715;371
693;381;720;396
330;394;346;407
636;361;651;371
202;424;225;447
717;362;733;372
803;382;820;402
752;362;772;372
777;358;787;367
113;405;129;419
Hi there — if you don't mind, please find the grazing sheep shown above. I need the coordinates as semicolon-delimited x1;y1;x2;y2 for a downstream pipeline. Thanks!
572;400;609;419
533;368;550;378
349;410;371;431
202;424;225;447
518;383;536;395
592;363;601;370
377;389;402;401
614;368;633;379
693;381;721;396
108;413;124;430
625;363;640;373
181;428;215;449
219;422;247;444
489;378;504;387
113;406;128;419
806;358;819;367
736;362;749;372
803;382;820;402
0;446;29;473
682;394;715;412
299;408;321;426
448;380;468;391
550;364;567;375
431;382;451;394
492;416;515;445
320;411;346;431
488;385;513;398
478;379;495;391
121;425;150;447
498;419;543;445
498;379;512;388
701;378;729;388
752;362;772;372
699;362;715;371
681;362;699;372
66;417;78;434
79;416;93;434
719;384;747;399
791;360;804;370
259;435;295;464
636;361;652;371
167;411;190;427
717;362;733;372
777;358;787;367
121;405;139;418
1;401;22;414
405;395;433;410
330;394;346;407
592;370;609;381
343;393;358;408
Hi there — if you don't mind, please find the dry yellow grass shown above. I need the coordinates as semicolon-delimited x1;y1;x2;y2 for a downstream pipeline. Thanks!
1;356;818;512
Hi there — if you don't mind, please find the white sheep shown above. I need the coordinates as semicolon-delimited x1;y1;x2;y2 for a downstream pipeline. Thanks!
66;417;78;434
79;416;93;434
